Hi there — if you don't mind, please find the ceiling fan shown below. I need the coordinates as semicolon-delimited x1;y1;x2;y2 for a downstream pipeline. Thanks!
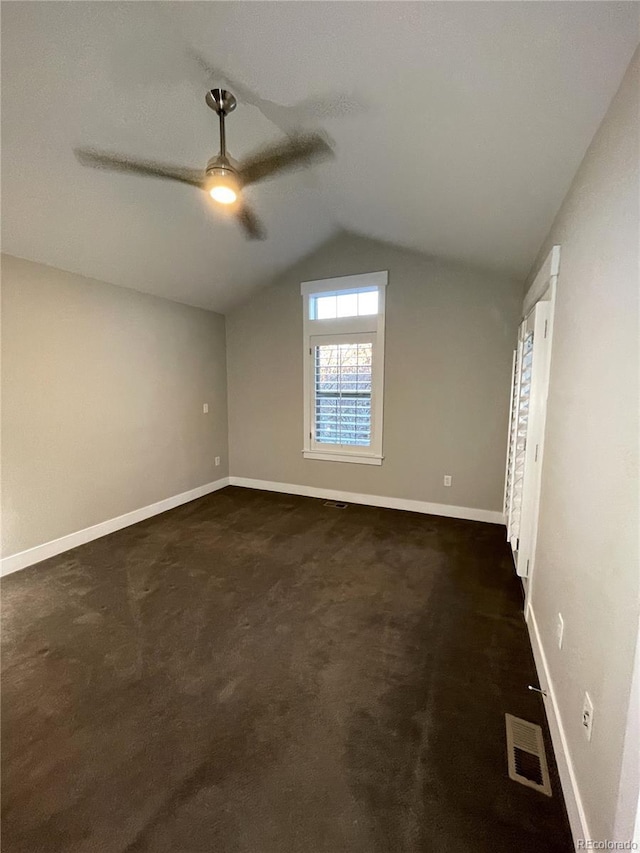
74;89;333;240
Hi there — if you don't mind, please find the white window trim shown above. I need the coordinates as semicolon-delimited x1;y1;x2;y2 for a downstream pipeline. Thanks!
301;271;388;465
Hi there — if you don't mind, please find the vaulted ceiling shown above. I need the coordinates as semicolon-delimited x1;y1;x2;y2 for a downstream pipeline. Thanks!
2;2;637;312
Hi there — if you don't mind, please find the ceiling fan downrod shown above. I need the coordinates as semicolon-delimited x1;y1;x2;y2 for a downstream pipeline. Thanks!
205;88;237;160
204;89;239;202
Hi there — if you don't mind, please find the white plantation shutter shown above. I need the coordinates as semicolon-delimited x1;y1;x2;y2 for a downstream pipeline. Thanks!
504;245;559;587
313;341;373;447
503;301;552;576
505;331;533;548
504;347;520;533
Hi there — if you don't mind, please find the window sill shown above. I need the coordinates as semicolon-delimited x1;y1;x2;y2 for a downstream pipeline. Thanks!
302;450;383;466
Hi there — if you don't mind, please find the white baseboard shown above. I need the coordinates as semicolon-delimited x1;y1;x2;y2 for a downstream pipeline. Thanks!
2;475;500;576
526;602;590;849
228;477;504;524
1;477;230;577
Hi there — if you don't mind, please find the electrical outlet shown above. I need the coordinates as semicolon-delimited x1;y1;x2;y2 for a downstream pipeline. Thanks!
443;475;452;487
214;456;221;467
556;613;564;649
582;692;594;741
203;403;209;414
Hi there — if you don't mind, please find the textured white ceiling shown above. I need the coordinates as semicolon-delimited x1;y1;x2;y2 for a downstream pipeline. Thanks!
2;2;638;312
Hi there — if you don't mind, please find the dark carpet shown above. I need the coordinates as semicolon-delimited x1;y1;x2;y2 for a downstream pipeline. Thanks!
1;486;572;852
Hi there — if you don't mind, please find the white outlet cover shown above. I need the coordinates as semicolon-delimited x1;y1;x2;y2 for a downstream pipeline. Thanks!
203;403;209;414
444;475;452;487
214;456;221;466
582;691;594;741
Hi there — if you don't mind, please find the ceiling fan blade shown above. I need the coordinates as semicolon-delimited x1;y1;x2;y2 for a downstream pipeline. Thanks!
238;133;333;187
236;204;266;240
188;49;219;83
288;94;367;121
74;149;204;188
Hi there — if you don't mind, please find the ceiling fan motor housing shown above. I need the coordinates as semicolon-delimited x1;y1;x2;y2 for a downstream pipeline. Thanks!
205;154;239;181
206;154;235;174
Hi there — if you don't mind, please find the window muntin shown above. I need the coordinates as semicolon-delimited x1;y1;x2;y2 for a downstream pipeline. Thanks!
313;341;373;447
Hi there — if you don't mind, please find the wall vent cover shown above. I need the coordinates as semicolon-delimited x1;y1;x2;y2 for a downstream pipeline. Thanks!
323;500;348;509
505;713;552;796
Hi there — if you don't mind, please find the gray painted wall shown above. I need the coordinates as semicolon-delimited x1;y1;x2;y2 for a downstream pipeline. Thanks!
526;49;639;842
227;232;521;512
1;254;229;557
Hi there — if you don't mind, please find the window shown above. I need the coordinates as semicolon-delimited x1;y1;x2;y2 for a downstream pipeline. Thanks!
301;271;387;465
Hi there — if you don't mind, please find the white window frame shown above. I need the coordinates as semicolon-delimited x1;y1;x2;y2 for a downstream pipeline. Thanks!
301;271;388;465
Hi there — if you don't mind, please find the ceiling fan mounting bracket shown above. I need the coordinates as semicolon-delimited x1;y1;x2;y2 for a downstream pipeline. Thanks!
205;89;237;116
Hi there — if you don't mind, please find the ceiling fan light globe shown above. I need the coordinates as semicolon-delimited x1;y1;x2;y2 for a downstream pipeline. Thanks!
206;165;240;206
210;185;237;204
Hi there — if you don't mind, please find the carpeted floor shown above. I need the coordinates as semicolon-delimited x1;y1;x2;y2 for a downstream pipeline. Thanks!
1;486;572;852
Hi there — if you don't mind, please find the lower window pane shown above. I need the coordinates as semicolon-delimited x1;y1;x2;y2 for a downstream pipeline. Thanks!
314;342;372;447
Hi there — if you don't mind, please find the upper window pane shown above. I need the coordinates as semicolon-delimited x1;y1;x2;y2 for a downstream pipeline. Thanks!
357;290;378;315
336;293;358;317
310;287;379;320
315;295;337;319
